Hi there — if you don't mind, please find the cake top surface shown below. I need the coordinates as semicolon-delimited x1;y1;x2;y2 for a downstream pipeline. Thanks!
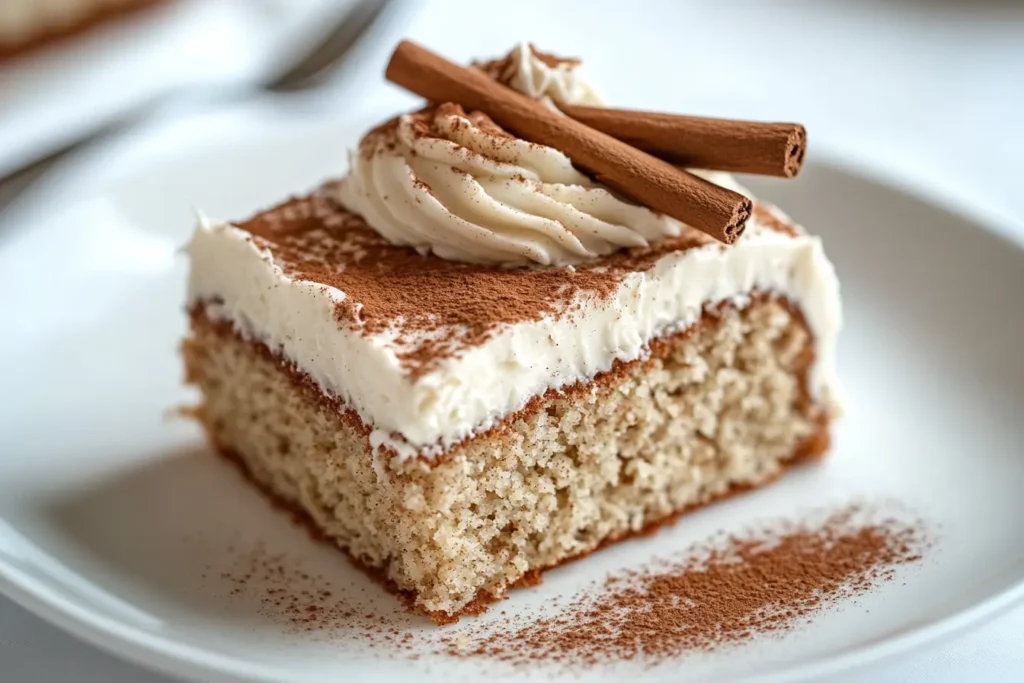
238;181;794;377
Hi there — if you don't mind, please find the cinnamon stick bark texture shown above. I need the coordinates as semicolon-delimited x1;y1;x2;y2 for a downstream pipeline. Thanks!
561;105;806;178
385;40;751;245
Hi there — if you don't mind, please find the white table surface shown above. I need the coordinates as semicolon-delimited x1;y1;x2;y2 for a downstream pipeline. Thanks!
2;1;1023;680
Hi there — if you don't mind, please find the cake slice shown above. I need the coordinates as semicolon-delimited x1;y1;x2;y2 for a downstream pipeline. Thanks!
182;43;841;623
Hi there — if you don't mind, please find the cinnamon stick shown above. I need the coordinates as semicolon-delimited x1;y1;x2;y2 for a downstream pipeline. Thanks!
385;40;751;245
559;105;806;178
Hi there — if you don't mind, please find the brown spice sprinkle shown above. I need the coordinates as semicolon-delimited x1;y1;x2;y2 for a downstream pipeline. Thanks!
237;184;788;378
442;504;927;667
362;103;518;162
201;502;927;669
209;541;420;654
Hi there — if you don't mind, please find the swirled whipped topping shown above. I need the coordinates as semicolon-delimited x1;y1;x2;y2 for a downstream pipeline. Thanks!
336;43;691;266
477;41;604;107
338;103;683;266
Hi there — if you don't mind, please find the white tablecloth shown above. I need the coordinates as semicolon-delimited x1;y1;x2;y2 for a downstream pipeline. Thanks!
3;1;1023;680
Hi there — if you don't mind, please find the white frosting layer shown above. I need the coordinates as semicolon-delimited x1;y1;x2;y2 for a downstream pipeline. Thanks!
339;105;682;266
186;206;841;460
0;0;138;45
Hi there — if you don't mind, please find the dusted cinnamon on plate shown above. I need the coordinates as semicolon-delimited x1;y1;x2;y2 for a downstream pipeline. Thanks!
0;0;167;60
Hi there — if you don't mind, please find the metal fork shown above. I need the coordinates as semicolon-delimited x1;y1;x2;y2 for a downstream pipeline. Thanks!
0;0;391;213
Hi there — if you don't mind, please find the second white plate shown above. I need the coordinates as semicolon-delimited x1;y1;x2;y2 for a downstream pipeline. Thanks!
0;0;368;177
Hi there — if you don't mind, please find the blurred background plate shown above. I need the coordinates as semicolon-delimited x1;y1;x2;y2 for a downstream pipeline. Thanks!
0;0;370;178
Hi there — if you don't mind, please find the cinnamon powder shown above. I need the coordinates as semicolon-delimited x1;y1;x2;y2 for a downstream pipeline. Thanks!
440;504;927;667
202;502;927;668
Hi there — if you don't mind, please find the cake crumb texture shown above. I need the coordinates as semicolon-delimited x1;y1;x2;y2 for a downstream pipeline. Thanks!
183;297;829;620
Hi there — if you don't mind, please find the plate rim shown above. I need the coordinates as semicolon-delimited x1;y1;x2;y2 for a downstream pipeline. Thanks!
2;106;1023;683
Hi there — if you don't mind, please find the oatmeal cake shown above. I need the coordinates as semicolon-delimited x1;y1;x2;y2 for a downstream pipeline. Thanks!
182;42;842;622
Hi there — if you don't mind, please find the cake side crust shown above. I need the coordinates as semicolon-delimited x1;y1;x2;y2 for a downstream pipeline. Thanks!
183;295;831;621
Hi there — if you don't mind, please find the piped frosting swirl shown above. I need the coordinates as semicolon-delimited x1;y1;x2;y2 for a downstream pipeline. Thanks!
338;104;682;267
477;41;604;107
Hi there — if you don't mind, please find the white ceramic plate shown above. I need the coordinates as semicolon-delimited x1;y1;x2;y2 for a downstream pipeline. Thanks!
1;109;1023;683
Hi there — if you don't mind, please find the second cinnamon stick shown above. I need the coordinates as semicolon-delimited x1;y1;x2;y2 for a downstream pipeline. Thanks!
560;105;806;178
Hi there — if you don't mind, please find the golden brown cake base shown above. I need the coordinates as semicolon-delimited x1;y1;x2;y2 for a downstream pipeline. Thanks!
183;295;831;623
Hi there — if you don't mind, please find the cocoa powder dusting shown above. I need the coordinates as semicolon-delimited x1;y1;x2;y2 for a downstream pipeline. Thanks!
200;503;927;670
236;187;791;378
